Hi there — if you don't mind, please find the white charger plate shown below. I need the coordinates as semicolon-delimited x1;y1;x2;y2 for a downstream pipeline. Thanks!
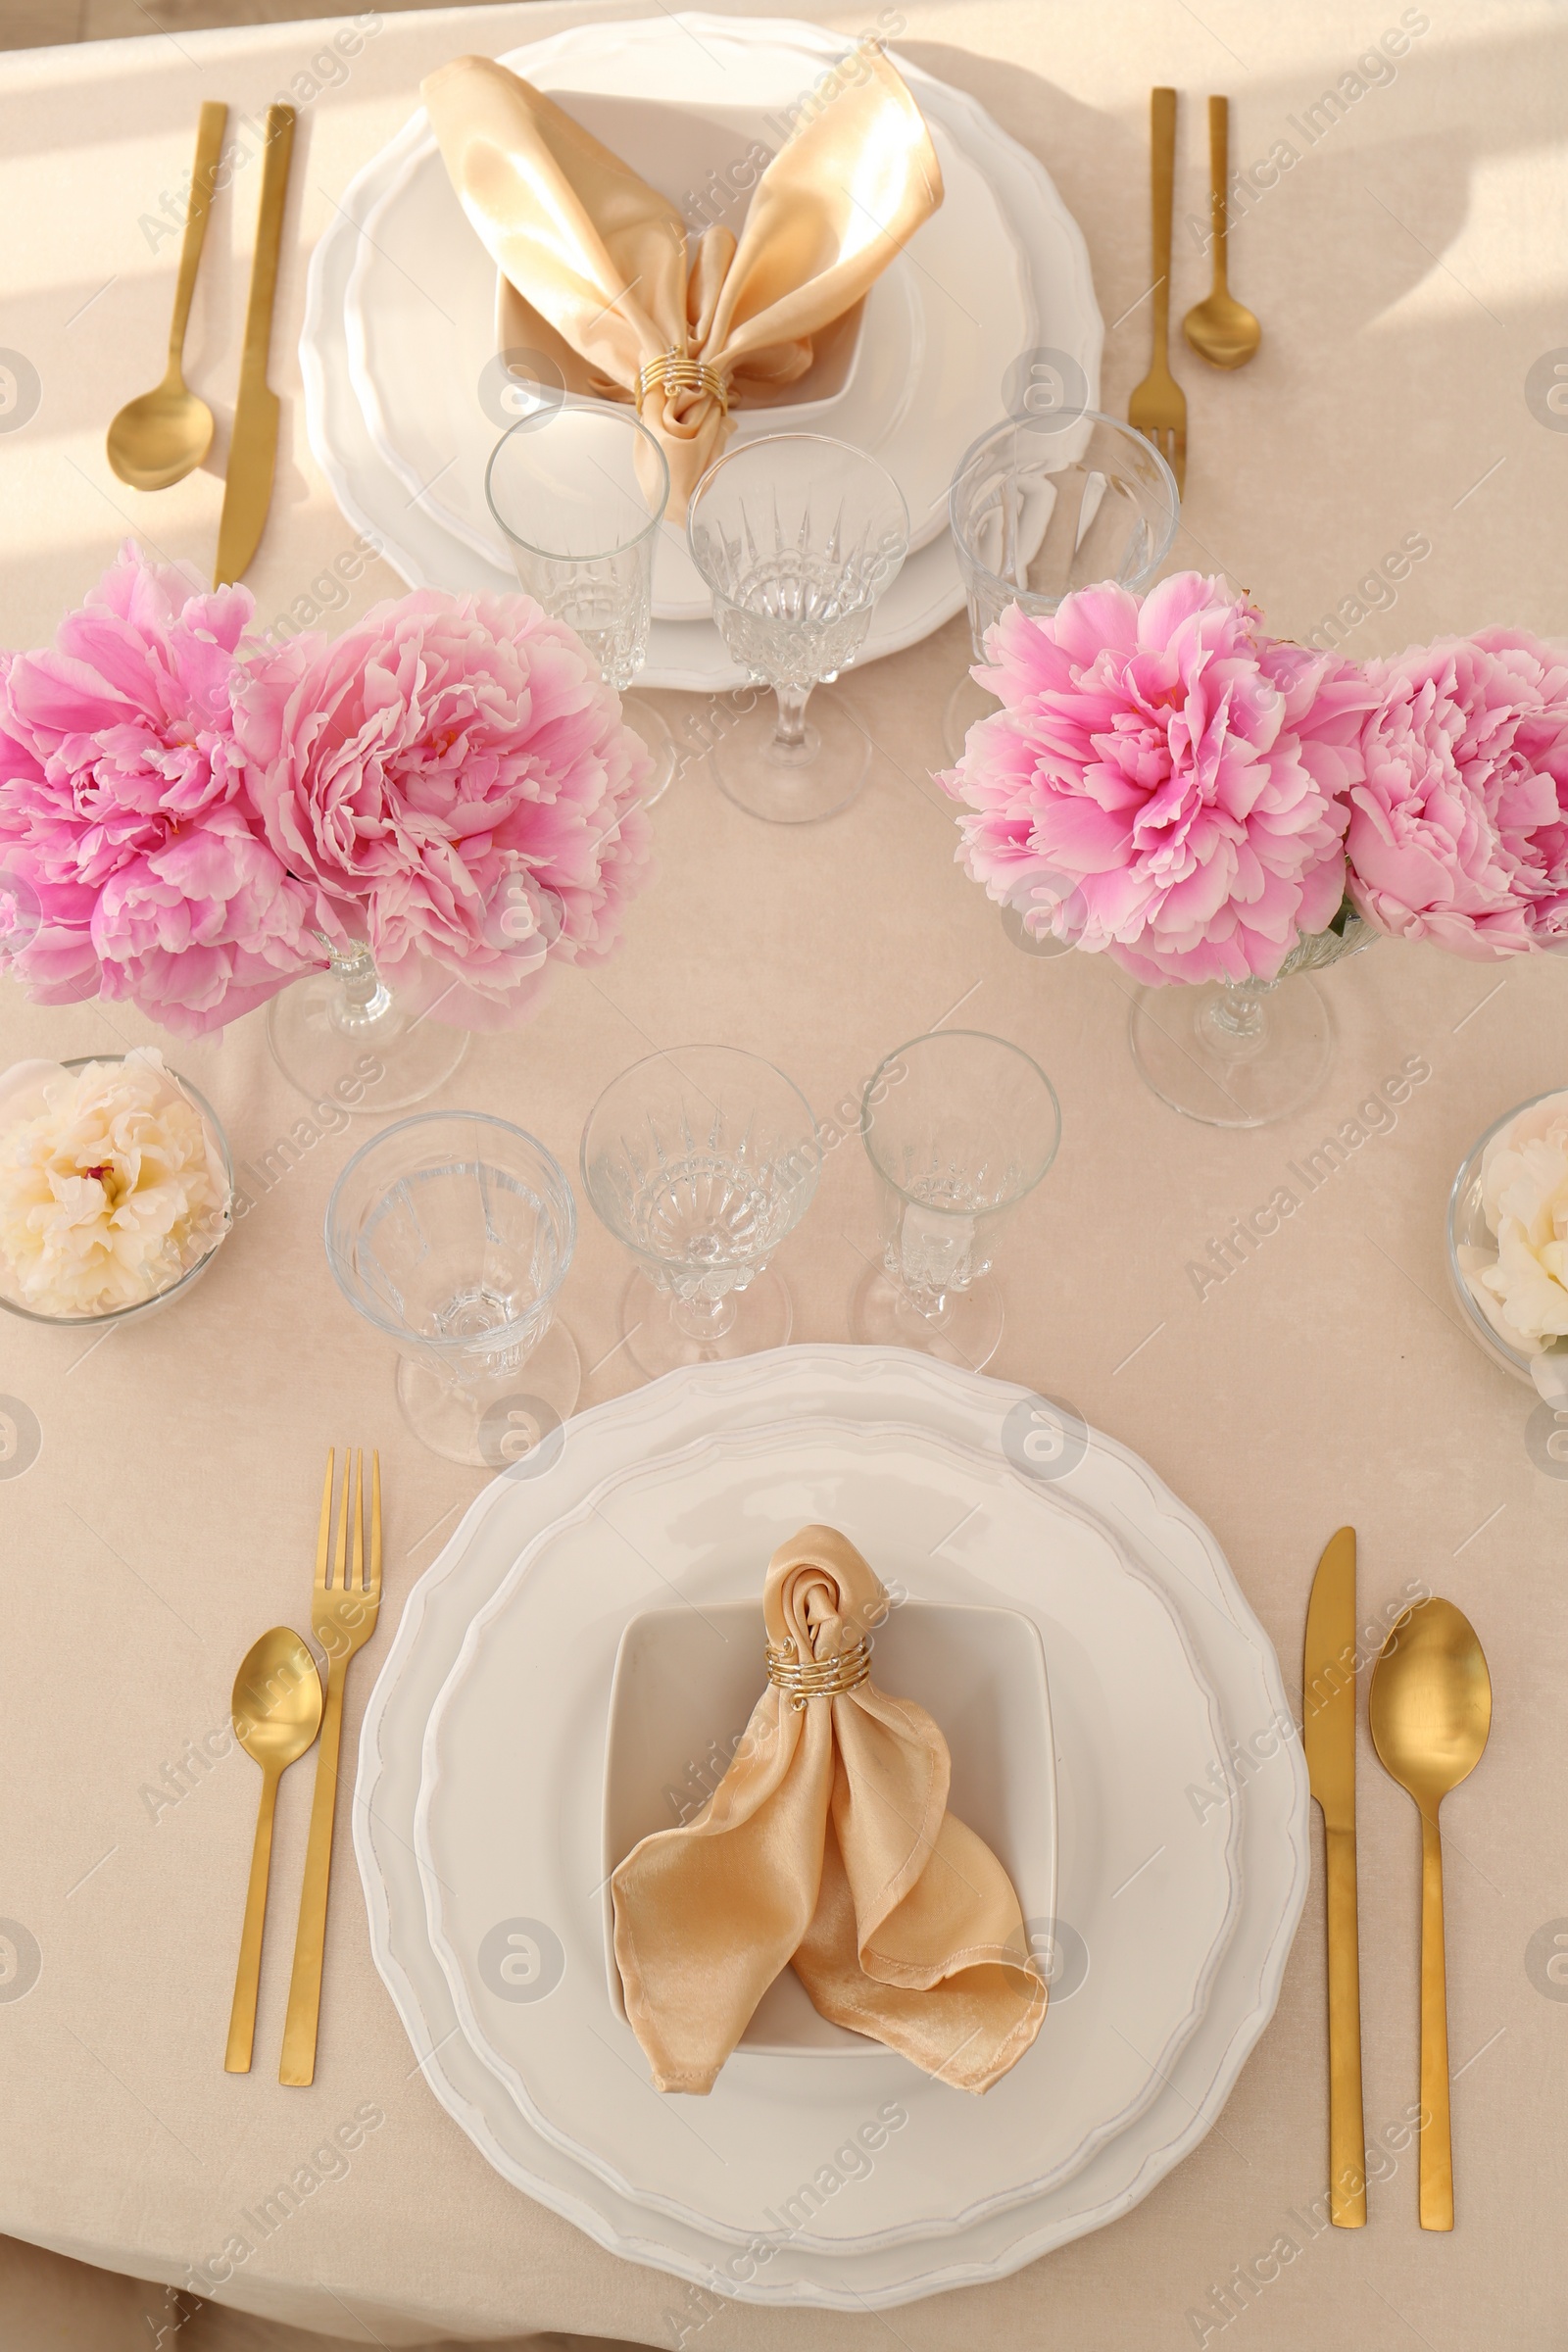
414;1417;1237;2243
344;62;1022;614
354;1348;1308;2307
301;16;1102;690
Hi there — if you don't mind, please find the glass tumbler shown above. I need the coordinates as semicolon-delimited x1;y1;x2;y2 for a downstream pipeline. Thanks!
580;1045;821;1377
485;400;676;807
326;1113;579;1468
850;1031;1061;1370
686;432;909;823
944;409;1180;768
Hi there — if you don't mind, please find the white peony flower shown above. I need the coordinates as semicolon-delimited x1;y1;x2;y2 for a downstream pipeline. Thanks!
1458;1089;1568;1397
0;1049;229;1318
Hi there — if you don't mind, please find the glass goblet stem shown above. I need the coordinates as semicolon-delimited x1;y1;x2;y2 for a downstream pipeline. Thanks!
1200;977;1274;1054
670;1291;740;1344
772;684;812;752
326;941;394;1029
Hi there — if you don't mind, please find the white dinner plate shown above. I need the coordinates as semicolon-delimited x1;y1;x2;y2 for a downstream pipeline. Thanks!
355;1348;1307;2307
301;16;1102;690
414;1417;1238;2242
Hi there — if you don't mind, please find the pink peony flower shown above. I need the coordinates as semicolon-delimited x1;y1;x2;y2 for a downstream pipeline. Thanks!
940;573;1362;984
232;588;654;1028
0;544;328;1034
1346;629;1568;958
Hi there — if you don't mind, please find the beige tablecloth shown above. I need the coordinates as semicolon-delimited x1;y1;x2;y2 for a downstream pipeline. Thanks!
2;2;1567;2346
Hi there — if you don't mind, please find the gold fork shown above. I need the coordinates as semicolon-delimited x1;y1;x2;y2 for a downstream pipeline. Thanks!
279;1447;381;2086
1127;86;1187;495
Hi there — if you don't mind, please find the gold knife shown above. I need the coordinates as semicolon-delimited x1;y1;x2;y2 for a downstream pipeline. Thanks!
215;103;296;587
1303;1525;1367;2226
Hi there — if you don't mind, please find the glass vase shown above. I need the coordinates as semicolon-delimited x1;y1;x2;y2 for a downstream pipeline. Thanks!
1127;914;1375;1129
267;943;467;1116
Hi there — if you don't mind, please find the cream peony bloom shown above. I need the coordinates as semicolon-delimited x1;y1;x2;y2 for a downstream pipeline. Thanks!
0;1050;229;1318
1458;1090;1568;1396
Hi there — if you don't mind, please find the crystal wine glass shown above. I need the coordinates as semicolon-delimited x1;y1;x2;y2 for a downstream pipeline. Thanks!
850;1031;1060;1370
325;1112;579;1468
485;400;676;808
580;1045;821;1377
944;409;1180;763
686;432;909;823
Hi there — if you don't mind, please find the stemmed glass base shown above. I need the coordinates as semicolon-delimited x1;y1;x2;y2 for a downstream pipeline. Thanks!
710;689;870;823
269;952;467;1114
619;691;678;809
941;670;1001;765
848;1263;1004;1372
618;1268;793;1378
395;1322;582;1469
1128;975;1335;1129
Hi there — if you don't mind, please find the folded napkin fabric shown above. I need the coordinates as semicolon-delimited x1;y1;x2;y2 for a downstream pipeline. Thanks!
423;52;944;514
611;1525;1047;2094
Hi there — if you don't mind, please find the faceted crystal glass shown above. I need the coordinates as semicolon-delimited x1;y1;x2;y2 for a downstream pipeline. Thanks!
580;1045;821;1376
687;432;908;822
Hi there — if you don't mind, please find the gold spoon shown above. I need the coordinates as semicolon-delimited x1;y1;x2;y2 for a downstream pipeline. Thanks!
107;101;227;491
224;1626;322;2074
1369;1597;1492;2230
1182;97;1261;371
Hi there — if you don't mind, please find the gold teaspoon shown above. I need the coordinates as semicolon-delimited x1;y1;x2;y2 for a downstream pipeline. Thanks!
224;1626;322;2074
1369;1597;1492;2229
107;100;227;491
1182;97;1261;370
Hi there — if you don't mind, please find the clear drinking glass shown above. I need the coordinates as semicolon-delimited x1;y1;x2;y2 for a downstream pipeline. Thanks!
850;1031;1060;1370
580;1045;821;1377
1127;913;1376;1129
325;1112;579;1467
686;432;909;823
944;409;1180;764
268;941;468;1114
485;401;676;806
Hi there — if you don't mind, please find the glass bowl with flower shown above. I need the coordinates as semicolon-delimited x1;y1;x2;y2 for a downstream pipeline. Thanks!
1447;1088;1568;1399
0;1048;233;1327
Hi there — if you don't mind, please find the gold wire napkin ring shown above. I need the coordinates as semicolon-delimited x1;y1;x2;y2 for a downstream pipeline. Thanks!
636;350;729;414
765;1635;872;1711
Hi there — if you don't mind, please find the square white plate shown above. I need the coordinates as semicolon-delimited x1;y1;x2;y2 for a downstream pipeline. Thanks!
601;1597;1056;2053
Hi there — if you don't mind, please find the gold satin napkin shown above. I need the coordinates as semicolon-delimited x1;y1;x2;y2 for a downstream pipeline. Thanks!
422;51;945;513
611;1526;1047;2095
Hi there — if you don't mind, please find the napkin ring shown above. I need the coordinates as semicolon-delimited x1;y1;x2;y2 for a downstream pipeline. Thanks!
636;350;729;415
765;1635;872;1711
